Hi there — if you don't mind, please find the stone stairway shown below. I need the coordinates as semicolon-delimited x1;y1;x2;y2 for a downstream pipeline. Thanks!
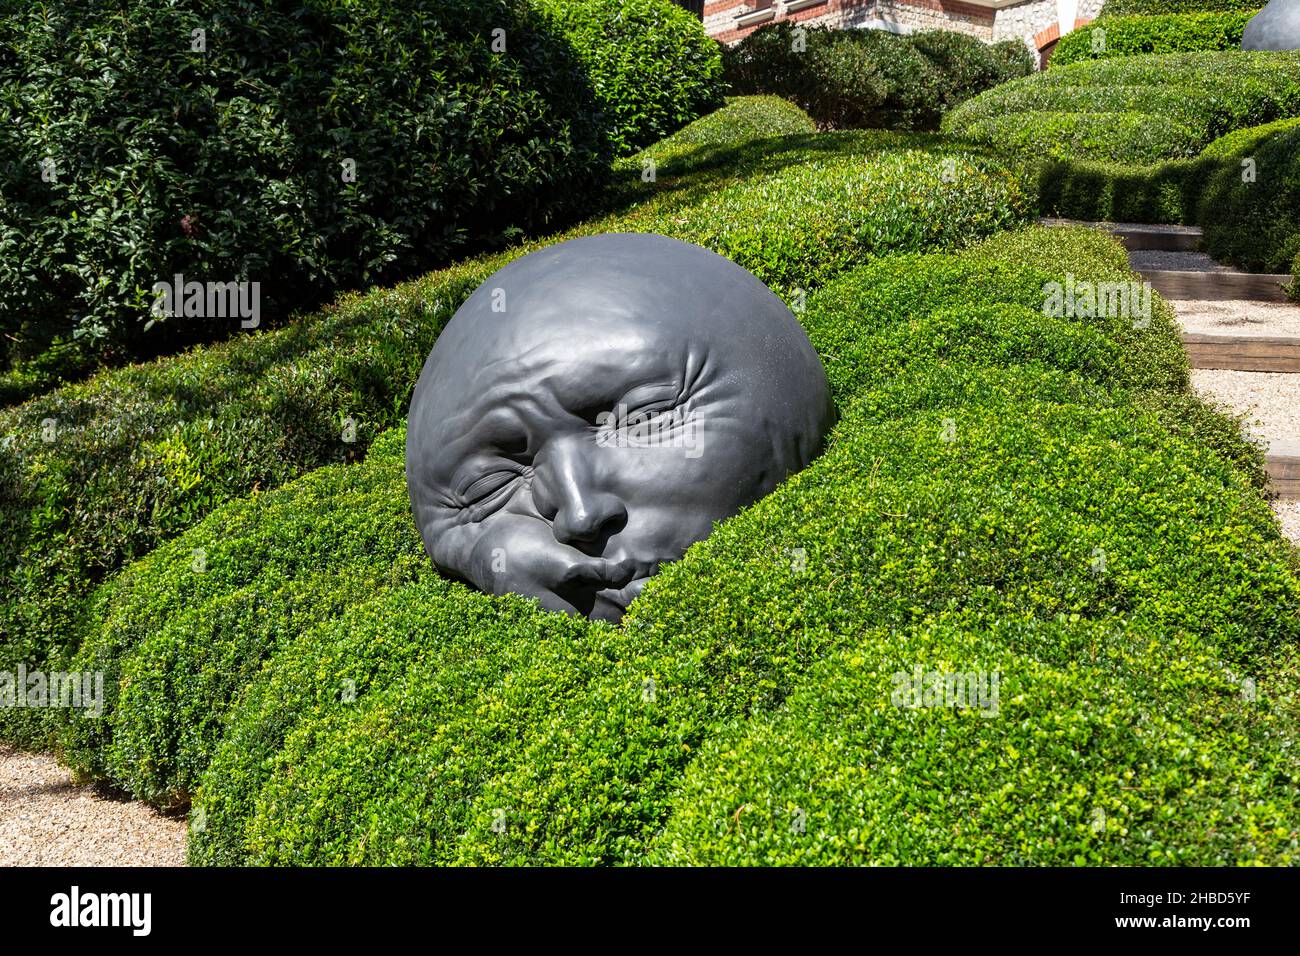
1044;219;1300;542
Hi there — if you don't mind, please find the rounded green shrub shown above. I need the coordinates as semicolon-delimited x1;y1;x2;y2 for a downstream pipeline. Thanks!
910;31;1035;107
534;0;724;156
723;24;1029;131
60;428;428;803
649;611;1299;865
0;0;610;385
1198;122;1300;273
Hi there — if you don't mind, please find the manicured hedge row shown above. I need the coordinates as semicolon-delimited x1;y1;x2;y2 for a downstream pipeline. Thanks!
1102;0;1260;13
1053;12;1256;67
181;226;1296;864
650;609;1297;865
724;23;1031;131
944;51;1300;163
0;0;723;400
1197;121;1300;276
1038;118;1300;283
60;427;428;805
0;99;1030;750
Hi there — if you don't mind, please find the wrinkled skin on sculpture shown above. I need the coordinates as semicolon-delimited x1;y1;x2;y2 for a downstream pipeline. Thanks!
1243;0;1300;50
407;233;835;621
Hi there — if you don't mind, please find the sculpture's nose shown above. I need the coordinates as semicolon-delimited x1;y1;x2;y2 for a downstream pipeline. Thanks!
534;438;627;546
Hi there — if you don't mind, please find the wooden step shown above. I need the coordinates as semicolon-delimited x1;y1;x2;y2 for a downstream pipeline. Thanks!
1267;441;1300;499
1181;333;1300;372
1040;218;1203;252
1143;270;1293;303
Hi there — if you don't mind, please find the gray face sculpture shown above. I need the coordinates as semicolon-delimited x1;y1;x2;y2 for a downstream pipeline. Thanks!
406;233;835;621
1243;0;1300;50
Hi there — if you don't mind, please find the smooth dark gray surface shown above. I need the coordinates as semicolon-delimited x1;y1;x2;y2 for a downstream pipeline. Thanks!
1243;0;1300;50
407;233;835;621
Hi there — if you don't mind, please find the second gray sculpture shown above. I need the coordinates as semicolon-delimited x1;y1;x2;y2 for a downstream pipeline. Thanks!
1243;0;1300;50
406;233;835;621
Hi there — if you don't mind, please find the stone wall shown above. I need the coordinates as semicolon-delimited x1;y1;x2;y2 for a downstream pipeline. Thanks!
705;0;995;44
704;0;1096;55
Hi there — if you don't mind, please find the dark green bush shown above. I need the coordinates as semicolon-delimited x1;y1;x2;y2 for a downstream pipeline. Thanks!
0;0;615;394
945;51;1300;162
910;31;1035;107
0;99;1029;749
723;23;1029;131
1198;122;1300;273
1053;12;1256;66
533;0;724;156
173;225;1298;865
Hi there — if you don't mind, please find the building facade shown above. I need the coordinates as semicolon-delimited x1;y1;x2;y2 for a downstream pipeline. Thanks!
688;0;1105;65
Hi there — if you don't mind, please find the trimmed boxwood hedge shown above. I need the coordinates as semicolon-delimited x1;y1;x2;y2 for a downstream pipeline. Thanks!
1102;0;1260;13
54;221;1287;863
1038;117;1300;281
60;427;429;805
1;98;1030;751
1053;12;1256;67
177;224;1298;865
944;51;1300;163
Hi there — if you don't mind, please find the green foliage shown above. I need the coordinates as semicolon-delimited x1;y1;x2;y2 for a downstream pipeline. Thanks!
61;427;428;805
650;611;1298;865
911;32;1036;107
945;51;1300;162
1198;123;1300;274
723;23;1031;131
1037;118;1300;276
532;0;724;156
1103;0;1260;13
149;225;1296;865
0;0;617;389
0;98;1029;749
1053;12;1256;66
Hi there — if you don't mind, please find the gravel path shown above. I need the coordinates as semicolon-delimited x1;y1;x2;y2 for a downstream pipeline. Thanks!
1190;369;1300;447
1175;299;1300;338
1129;250;1233;273
0;745;186;866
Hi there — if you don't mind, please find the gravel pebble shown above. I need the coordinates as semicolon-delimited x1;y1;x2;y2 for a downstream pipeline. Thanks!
0;745;186;866
1273;499;1300;547
1174;299;1300;338
1190;369;1300;447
